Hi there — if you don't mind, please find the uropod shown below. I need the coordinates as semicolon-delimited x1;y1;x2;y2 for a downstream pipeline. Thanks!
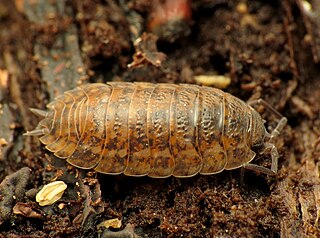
25;82;287;178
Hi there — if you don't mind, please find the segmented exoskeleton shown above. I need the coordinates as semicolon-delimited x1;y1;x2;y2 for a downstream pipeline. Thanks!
25;82;287;178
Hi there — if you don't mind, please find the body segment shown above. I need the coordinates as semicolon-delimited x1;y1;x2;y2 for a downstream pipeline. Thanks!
26;82;285;177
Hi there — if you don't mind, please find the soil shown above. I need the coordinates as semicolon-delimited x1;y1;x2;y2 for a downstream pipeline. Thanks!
0;0;320;237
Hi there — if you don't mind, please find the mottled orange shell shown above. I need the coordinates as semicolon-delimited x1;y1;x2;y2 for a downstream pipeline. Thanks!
34;82;266;178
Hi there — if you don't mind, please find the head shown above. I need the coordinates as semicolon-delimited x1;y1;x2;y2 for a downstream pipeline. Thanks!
248;109;268;150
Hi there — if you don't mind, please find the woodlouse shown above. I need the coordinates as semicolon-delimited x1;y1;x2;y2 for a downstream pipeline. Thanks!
25;82;287;178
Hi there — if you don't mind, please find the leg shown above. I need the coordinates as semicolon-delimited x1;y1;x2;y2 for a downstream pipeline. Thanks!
244;99;286;175
243;142;278;176
270;117;287;139
249;99;287;139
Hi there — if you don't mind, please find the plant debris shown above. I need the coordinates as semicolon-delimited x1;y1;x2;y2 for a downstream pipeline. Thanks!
97;218;122;230
0;167;31;225
13;202;43;219
194;74;231;88
36;181;67;206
